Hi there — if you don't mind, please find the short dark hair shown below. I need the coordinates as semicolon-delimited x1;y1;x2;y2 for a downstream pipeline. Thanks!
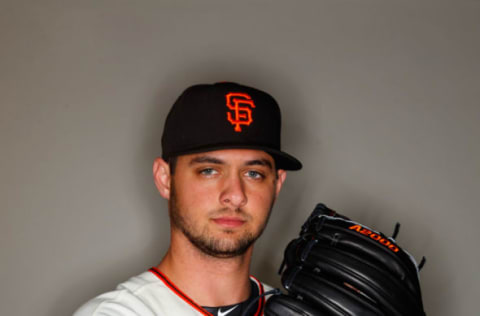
168;156;178;175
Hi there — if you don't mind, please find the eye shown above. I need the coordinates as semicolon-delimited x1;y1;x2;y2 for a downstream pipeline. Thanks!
245;170;264;180
199;168;218;176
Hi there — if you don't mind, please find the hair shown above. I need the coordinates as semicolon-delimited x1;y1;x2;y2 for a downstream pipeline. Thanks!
168;156;178;175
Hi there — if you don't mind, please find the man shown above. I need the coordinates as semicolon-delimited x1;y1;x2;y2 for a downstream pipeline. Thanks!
74;82;302;316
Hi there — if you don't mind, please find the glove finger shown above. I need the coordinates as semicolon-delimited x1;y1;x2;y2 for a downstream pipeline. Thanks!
303;245;424;316
282;266;384;316
300;218;422;295
264;294;325;316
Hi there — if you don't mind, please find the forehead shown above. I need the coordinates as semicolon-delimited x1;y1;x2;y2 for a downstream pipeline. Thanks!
177;149;275;166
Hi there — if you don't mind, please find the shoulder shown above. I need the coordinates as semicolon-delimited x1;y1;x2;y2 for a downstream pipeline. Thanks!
73;269;205;316
73;271;159;316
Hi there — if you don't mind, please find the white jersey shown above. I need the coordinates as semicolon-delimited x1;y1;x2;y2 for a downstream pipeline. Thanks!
74;267;272;316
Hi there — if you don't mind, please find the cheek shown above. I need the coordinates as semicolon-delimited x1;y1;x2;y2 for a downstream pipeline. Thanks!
175;178;218;210
246;185;276;214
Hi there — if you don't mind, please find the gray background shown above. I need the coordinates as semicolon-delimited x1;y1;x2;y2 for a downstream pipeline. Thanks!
1;0;479;315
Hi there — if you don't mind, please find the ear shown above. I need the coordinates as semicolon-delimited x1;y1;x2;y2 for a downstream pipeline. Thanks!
275;169;287;196
153;157;171;199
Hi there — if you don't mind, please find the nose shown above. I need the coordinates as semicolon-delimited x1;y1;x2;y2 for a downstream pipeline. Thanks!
219;173;247;209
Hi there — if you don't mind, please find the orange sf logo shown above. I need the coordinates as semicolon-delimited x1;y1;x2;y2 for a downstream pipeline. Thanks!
225;92;256;132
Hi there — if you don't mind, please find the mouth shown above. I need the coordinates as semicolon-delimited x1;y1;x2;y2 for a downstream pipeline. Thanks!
211;216;246;228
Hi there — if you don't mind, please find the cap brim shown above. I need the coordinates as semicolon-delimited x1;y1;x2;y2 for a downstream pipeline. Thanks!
263;148;303;171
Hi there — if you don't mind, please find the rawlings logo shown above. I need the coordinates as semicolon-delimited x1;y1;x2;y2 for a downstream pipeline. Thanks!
349;224;399;253
225;92;256;132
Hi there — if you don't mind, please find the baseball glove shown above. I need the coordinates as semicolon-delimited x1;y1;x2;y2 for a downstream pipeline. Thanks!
264;203;426;316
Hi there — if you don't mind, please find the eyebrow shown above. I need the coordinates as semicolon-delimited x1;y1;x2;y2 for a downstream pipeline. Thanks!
189;156;224;166
245;159;273;170
188;156;273;170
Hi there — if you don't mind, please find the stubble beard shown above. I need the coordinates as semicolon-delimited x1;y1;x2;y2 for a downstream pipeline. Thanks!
168;180;275;258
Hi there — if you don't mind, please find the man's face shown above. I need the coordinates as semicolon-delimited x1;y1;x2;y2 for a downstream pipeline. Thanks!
166;149;286;258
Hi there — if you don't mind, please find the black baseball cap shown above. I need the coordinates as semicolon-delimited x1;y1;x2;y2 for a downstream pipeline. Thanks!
161;82;302;170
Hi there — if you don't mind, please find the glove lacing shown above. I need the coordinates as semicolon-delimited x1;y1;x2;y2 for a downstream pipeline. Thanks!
240;288;282;316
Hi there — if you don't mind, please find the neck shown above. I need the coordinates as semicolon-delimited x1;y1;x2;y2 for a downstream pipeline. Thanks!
157;231;254;307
